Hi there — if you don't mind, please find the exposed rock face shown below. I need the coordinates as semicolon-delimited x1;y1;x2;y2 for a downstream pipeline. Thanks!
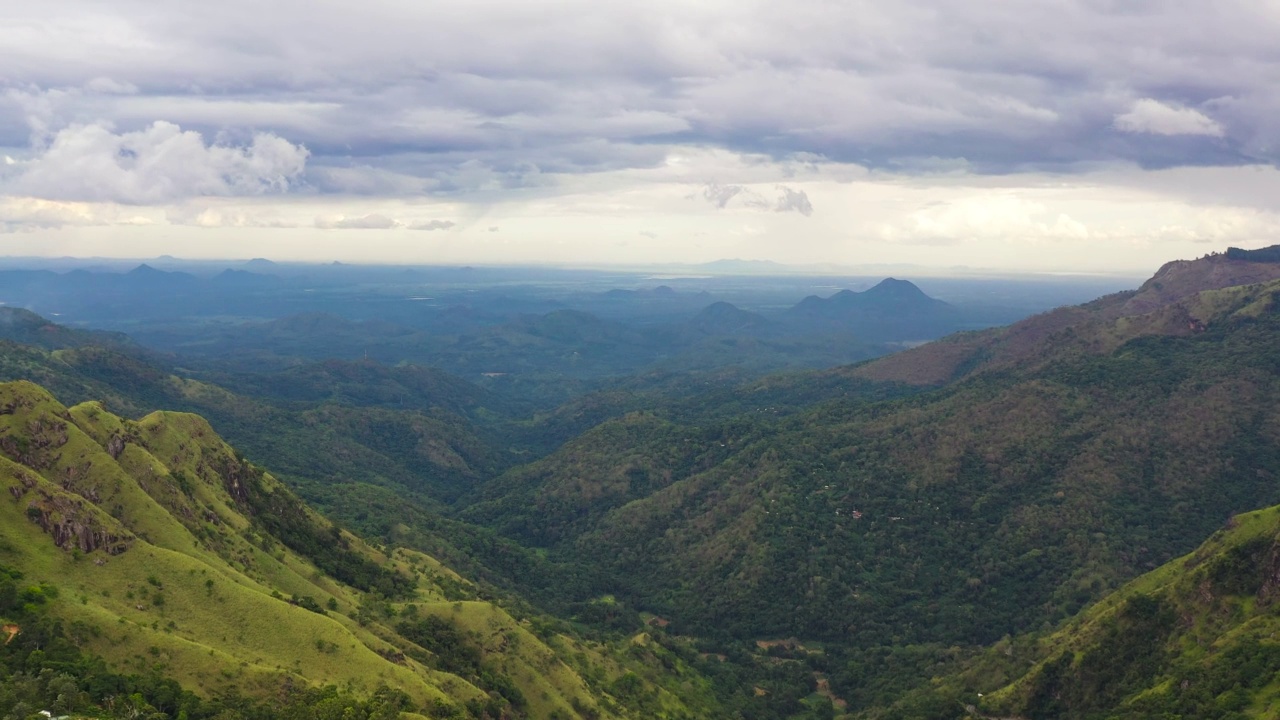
0;415;70;470
7;470;37;501
1255;541;1280;607
212;455;253;507
106;432;127;459
23;490;133;555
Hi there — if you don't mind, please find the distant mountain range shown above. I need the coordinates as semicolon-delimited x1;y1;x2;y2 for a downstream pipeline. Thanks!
692;258;794;274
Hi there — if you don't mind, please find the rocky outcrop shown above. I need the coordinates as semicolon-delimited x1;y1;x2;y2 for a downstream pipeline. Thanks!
0;415;70;470
1254;540;1280;608
7;469;37;501
23;490;133;555
211;455;253;507
106;432;127;459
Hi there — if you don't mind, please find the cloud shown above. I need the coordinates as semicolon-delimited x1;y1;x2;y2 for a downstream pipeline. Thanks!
0;197;155;233
701;182;772;210
6;0;1280;269
7;121;309;204
315;213;399;229
3;0;1279;184
83;77;138;95
774;187;813;216
876;193;1091;246
307;165;436;195
165;204;298;228
408;219;455;231
1114;99;1225;137
701;182;811;215
702;183;744;208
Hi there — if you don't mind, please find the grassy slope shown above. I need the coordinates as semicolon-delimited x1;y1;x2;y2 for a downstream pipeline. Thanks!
0;381;462;704
0;380;715;719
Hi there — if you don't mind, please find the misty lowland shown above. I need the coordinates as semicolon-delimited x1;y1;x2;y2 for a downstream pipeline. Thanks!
2;246;1280;720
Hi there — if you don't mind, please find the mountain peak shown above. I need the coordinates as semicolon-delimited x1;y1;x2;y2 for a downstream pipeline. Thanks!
868;276;917;289
863;277;929;300
792;278;944;314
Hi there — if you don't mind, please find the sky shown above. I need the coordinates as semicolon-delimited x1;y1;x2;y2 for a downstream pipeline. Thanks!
2;0;1280;273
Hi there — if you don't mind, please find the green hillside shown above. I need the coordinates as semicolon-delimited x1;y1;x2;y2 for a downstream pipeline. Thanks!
0;345;508;504
0;380;720;719
456;273;1280;711
876;503;1280;719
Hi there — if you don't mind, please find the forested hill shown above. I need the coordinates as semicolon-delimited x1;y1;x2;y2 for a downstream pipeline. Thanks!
879;503;1280;719
458;260;1280;713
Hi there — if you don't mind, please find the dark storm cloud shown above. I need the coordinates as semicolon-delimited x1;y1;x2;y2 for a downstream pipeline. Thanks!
2;0;1278;203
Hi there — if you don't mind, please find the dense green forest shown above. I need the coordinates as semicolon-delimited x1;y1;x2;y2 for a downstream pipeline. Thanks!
873;504;1280;719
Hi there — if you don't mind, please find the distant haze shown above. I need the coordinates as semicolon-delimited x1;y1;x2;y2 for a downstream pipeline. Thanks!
2;2;1280;272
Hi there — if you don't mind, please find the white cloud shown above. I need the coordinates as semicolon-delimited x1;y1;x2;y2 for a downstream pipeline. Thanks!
875;193;1092;246
165;204;298;228
8;121;309;204
1113;99;1224;137
315;213;399;229
0;196;156;232
408;219;455;231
